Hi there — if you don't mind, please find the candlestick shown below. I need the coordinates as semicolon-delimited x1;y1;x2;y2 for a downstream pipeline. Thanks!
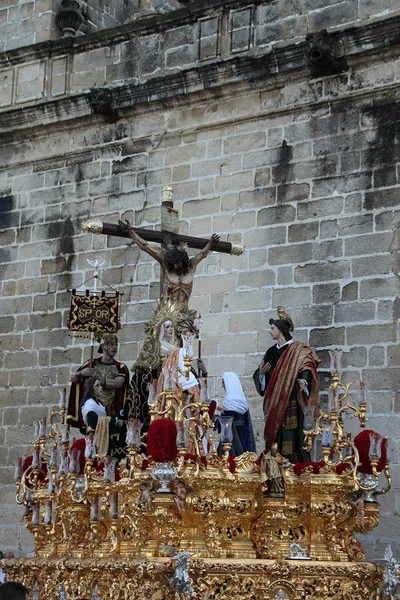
14;457;23;481
321;423;335;448
328;349;342;374
221;416;234;444
48;477;56;494
32;446;42;470
59;388;67;409
103;457;117;483
182;332;195;359
90;495;100;521
126;420;143;449
39;417;47;437
328;386;339;413
369;433;382;460
359;380;365;404
44;501;53;525
109;492;119;519
49;445;60;469
58;453;68;476
148;381;156;405
68;449;81;474
32;503;41;526
61;428;69;444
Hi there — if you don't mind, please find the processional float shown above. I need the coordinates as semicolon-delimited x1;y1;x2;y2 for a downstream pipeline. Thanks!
2;188;396;599
4;345;394;600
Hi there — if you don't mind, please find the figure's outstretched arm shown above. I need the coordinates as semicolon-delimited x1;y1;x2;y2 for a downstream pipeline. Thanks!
119;220;162;263
189;234;220;269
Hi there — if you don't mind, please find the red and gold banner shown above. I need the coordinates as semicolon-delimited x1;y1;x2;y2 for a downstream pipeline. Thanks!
67;291;120;333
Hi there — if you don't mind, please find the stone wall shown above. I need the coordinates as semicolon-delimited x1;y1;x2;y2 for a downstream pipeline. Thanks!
0;0;185;52
2;0;400;54
0;0;399;561
0;0;58;51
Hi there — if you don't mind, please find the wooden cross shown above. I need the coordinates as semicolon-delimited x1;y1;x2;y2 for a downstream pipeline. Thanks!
82;186;244;257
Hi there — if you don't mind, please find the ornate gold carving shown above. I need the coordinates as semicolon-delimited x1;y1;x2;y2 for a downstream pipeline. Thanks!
230;243;245;256
2;558;383;600
11;370;389;598
81;220;104;234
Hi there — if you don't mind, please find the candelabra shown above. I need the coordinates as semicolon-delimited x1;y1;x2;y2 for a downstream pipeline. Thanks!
303;349;391;497
149;334;217;471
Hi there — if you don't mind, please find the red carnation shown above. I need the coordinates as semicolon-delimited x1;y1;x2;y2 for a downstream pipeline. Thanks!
147;419;178;463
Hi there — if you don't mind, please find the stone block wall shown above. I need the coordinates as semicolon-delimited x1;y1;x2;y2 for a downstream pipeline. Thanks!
0;0;185;52
0;0;399;561
2;0;400;55
0;0;58;51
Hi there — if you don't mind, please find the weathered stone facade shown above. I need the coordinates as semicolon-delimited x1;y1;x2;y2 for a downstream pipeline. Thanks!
0;0;399;559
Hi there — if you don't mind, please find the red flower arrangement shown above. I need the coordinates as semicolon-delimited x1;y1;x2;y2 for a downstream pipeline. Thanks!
354;429;387;474
147;419;178;463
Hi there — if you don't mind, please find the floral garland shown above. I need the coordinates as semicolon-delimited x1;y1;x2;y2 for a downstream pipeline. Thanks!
147;419;178;462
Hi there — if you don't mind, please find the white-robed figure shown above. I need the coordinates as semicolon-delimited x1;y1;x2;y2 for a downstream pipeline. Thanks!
217;372;256;456
81;377;123;456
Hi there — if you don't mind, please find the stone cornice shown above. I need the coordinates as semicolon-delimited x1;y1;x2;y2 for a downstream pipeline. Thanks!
0;0;267;68
1;14;400;140
0;2;399;69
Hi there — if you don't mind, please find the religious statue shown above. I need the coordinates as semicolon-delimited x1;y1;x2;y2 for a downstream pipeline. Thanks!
288;542;310;560
154;319;208;458
260;443;288;497
380;545;400;599
124;298;182;432
80;377;124;456
67;333;129;431
217;372;256;457
253;307;321;463
159;544;202;598
159;319;179;363
119;219;219;315
138;482;152;514
174;480;194;513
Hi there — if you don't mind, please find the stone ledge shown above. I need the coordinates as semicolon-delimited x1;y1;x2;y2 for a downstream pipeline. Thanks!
1;14;400;139
0;0;269;68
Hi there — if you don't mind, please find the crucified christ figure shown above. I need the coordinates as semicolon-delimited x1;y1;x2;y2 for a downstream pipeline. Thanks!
119;220;219;313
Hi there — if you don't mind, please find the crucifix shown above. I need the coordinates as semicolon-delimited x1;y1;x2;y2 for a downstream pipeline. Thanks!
82;186;244;314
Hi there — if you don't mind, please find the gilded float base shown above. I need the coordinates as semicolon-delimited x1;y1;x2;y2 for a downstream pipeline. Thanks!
2;557;382;600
